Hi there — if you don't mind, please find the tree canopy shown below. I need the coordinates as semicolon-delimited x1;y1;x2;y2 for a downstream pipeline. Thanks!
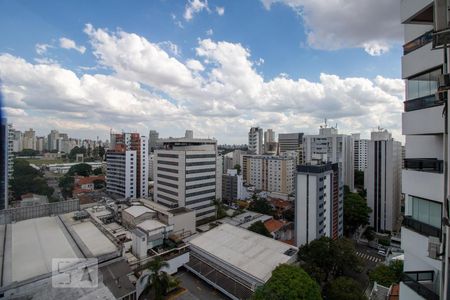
298;237;362;285
68;146;86;160
252;264;322;300
67;163;92;177
344;192;372;236
325;277;366;300
248;197;274;215
234;164;241;175
248;221;272;238
10;159;54;199
369;260;403;287
354;170;364;189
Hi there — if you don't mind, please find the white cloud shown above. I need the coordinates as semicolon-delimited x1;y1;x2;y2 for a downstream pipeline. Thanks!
184;0;209;21
262;0;402;55
35;43;52;55
186;59;204;72
59;37;86;54
0;26;405;143
216;6;225;16
206;28;213;36
158;41;181;56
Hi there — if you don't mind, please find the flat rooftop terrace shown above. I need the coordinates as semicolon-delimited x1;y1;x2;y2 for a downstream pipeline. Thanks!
189;223;297;283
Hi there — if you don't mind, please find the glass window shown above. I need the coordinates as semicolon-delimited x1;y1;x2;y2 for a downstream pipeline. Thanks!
406;68;441;100
408;195;442;228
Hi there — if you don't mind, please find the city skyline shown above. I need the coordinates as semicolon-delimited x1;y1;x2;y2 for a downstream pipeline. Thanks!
0;0;404;144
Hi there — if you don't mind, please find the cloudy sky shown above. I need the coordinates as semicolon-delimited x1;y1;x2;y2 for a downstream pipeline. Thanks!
0;0;404;143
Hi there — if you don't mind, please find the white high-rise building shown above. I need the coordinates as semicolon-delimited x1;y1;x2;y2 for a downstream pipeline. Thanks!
47;130;59;152
22;128;36;150
242;155;295;194
148;130;159;152
365;130;402;232
400;1;449;299
352;133;369;171
304;127;354;191
107;132;148;199
248;127;263;155
295;163;343;247
153;136;221;221
36;137;45;152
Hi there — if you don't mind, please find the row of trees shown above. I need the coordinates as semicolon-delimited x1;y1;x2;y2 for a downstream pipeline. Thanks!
10;159;54;200
68;146;106;161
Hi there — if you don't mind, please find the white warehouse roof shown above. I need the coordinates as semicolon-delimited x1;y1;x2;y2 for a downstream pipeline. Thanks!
189;223;297;283
137;219;167;232
123;205;154;218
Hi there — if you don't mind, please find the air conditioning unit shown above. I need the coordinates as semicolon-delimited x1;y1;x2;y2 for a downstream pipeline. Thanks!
428;236;441;259
438;74;450;91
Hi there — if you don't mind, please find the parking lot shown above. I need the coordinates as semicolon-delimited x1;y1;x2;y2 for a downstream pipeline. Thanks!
174;268;229;300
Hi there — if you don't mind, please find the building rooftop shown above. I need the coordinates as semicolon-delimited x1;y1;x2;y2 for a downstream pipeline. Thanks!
137;219;167;232
189;223;298;283
70;221;118;257
264;219;285;233
123;205;154;218
5;216;80;284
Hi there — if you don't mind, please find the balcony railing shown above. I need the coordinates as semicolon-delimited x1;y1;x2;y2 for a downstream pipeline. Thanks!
404;94;444;112
403;216;441;238
402;271;439;300
404;158;443;173
403;30;433;55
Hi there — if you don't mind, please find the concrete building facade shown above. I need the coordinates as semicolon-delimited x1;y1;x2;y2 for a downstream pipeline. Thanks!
295;163;343;247
242;155;295;194
248;127;263;155
304;127;354;191
352;133;369;171
222;169;245;203
365;130;402;232
153;137;221;221
400;1;449;299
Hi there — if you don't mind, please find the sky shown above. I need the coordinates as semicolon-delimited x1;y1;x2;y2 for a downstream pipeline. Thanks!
0;0;405;144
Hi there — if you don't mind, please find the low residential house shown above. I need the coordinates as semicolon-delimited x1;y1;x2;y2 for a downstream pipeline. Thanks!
268;198;292;218
20;193;48;207
264;219;293;241
74;175;105;191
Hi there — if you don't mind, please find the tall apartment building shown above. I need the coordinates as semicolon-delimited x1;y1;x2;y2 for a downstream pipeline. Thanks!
22;128;36;150
1;119;8;209
107;132;148;199
47;130;59;152
149;130;159;152
352;133;369;171
248;127;263;155
11;129;22;153
304;127;354;191
264;129;277;154
222;169;245;204
153;136;221;221
36;136;45;152
242;155;295;194
278;133;304;164
365;130;402;232
400;0;450;299
295;163;343;247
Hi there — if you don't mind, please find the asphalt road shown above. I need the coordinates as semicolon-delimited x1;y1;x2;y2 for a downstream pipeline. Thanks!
175;268;229;300
351;243;386;291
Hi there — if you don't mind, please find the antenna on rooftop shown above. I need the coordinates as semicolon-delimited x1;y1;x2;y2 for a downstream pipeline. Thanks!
324;118;328;128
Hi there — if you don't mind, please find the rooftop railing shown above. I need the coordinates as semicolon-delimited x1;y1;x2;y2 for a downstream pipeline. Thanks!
404;158;443;173
403;216;441;239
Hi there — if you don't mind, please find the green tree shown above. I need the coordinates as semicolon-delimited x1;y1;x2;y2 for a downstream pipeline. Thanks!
369;260;403;287
252;265;322;300
93;167;103;175
234;164;241;175
249;197;274;215
212;199;227;219
282;208;294;222
354;170;364;189
16;149;40;157
344;192;372;236
139;256;172;300
248;221;272;238
67;163;92;177
299;237;362;285
325;277;366;300
59;175;75;198
10;159;54;199
68;146;86;160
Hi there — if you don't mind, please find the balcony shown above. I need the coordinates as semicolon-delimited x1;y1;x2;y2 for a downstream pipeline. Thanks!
403;216;441;238
404;158;443;173
402;271;439;300
402;105;444;135
401;0;433;24
404;94;444;112
403;30;433;55
402;169;444;202
402;43;443;79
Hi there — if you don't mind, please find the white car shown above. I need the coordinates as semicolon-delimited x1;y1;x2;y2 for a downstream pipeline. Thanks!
378;249;386;256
